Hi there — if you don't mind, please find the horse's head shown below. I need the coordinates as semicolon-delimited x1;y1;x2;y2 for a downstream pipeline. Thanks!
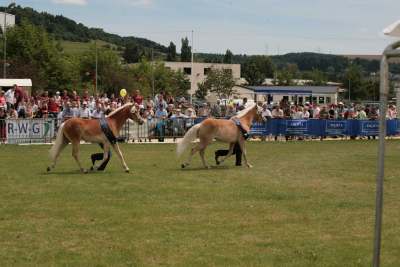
252;104;264;123
129;105;145;125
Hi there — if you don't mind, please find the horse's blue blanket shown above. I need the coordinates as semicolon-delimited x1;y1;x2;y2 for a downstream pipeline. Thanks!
231;117;250;140
99;117;117;144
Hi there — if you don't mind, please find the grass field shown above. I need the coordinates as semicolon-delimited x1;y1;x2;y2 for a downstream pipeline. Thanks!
0;141;400;266
60;40;119;55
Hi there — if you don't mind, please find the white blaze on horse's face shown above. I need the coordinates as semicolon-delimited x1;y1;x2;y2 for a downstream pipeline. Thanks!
130;106;145;125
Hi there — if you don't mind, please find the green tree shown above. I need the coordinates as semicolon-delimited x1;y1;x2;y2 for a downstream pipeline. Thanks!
276;63;298;85
180;37;191;62
122;42;143;63
195;82;208;100
309;68;327;85
3;20;78;91
242;56;275;85
201;68;236;98
342;64;364;101
223;49;233;64
167;42;177;61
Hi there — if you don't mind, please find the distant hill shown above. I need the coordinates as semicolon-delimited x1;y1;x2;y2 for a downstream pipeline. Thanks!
1;4;168;54
3;4;396;75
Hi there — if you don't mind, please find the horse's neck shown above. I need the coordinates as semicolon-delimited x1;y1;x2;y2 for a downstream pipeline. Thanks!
240;109;256;128
107;108;130;133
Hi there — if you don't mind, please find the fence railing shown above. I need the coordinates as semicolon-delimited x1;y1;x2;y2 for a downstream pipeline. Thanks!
1;118;399;144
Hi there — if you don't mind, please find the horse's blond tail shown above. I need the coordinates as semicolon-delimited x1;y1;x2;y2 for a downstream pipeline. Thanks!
49;123;66;162
177;123;201;157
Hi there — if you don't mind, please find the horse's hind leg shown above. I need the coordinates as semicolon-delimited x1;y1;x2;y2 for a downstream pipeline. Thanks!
181;145;200;168
71;141;87;173
199;148;210;169
49;141;68;171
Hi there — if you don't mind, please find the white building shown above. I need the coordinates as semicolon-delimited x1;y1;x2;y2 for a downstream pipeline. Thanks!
0;12;15;32
164;62;241;95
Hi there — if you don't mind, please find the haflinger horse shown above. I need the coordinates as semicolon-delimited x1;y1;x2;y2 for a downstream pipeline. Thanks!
177;103;262;169
47;103;144;173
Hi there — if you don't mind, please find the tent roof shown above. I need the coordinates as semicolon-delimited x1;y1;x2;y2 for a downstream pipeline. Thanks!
0;79;32;87
245;86;339;95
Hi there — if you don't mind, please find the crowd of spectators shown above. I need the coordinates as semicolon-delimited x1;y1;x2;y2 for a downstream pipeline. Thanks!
0;84;399;142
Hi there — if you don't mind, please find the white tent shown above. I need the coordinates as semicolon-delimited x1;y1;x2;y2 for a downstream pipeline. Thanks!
0;79;32;87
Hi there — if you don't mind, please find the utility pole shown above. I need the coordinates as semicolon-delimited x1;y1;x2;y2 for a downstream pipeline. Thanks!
3;6;7;78
348;79;351;104
190;30;194;104
95;40;98;94
151;48;155;98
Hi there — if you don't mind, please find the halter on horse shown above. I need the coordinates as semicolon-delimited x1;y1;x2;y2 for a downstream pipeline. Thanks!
177;103;262;169
47;103;144;173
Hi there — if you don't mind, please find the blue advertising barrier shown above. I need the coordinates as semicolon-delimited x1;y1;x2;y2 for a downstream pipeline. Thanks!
191;118;400;137
248;119;400;137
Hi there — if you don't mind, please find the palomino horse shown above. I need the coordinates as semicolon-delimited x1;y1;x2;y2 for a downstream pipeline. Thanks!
47;103;144;173
177;103;262;169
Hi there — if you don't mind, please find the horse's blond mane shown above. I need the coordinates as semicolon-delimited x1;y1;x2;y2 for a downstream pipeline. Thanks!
106;103;134;117
236;103;256;118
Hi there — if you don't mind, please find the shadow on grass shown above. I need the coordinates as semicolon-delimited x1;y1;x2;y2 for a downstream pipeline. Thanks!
178;165;234;171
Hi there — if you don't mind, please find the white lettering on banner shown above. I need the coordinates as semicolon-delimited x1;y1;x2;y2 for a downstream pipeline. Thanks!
5;119;55;144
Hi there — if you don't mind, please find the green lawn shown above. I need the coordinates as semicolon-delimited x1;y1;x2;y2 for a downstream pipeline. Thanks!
60;40;119;55
0;141;399;266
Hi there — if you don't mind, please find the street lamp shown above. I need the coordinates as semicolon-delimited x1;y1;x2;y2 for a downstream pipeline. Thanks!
373;20;400;267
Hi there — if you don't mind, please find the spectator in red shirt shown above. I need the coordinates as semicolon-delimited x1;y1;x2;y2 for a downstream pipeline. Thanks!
132;89;143;106
82;89;90;102
61;90;69;102
14;84;28;108
71;90;80;103
0;90;6;108
48;96;60;118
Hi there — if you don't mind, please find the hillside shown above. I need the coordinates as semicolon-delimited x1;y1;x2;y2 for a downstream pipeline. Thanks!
1;4;168;54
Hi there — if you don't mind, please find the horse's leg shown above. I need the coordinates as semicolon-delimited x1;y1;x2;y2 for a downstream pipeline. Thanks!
218;143;235;165
49;141;68;170
199;147;210;169
71;141;87;173
238;138;252;168
111;143;130;173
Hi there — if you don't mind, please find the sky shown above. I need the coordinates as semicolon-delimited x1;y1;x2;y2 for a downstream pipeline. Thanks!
5;0;400;55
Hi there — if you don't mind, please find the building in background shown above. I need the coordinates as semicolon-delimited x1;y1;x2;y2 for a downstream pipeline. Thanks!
0;12;15;32
164;62;241;95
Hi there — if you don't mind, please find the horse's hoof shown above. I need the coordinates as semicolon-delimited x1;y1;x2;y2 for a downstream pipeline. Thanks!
46;167;51;172
90;166;94;171
125;169;130;173
82;169;88;174
205;165;211;169
181;164;186;169
247;164;253;168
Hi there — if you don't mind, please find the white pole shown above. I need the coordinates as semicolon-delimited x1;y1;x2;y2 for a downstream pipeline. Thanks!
373;55;388;267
